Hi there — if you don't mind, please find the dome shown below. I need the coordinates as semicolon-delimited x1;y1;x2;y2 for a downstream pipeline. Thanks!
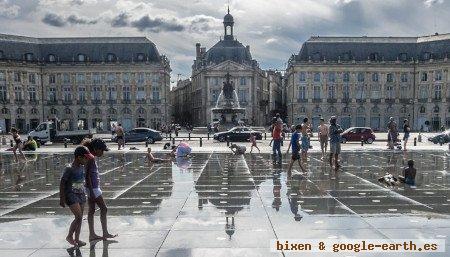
224;13;234;24
204;39;252;64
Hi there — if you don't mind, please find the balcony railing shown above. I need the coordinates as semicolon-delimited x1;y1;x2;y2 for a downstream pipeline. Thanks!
356;99;366;103
122;99;131;104
327;98;337;103
47;100;58;105
150;99;161;104
0;99;10;104
312;98;322;103
15;99;25;105
62;100;73;105
297;98;308;103
385;98;395;104
433;97;442;102
136;99;147;104
341;98;351;103
77;100;87;105
106;99;117;104
91;99;102;105
370;99;381;104
418;98;428;103
399;99;411;104
29;100;39;105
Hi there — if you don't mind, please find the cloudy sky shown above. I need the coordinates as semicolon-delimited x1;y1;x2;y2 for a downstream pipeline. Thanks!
0;0;449;83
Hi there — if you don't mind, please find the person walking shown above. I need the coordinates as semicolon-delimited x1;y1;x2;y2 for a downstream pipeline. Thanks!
249;132;260;153
272;120;283;164
82;138;117;241
328;116;343;170
300;118;312;163
115;124;124;150
403;119;411;151
387;117;398;150
318;118;329;160
286;124;306;178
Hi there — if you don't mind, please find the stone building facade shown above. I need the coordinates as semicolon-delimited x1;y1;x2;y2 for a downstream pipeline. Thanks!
0;34;171;133
286;34;450;131
182;10;282;126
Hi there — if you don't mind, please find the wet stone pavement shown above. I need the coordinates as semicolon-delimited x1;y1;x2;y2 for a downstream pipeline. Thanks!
0;151;449;257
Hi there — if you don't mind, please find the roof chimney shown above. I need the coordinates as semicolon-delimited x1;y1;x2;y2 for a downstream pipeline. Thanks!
196;43;201;58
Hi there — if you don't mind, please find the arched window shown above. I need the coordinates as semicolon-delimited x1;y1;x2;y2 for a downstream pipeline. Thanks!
312;52;321;62
419;106;426;113
107;53;116;62
137;108;146;115
433;106;439;113
78;108;87;115
48;54;56;62
77;54;86;62
400;106;407;114
399;53;408;62
341;52;352;61
65;108;72;115
422;52;431;61
108;108;117;115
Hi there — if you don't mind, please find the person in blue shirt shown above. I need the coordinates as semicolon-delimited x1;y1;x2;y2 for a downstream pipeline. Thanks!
286;124;306;177
328;116;343;169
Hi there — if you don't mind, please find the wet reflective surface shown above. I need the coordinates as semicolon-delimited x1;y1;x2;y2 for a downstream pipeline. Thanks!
0;151;449;256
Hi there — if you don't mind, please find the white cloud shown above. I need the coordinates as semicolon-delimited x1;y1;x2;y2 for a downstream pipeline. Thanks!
0;0;20;18
424;0;444;7
265;38;278;44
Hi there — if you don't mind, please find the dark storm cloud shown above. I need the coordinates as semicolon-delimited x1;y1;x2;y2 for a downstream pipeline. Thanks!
130;15;185;32
42;13;66;27
42;13;98;27
111;12;129;27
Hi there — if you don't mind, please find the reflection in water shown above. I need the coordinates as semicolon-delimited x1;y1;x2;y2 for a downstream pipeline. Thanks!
272;172;281;211
88;239;118;257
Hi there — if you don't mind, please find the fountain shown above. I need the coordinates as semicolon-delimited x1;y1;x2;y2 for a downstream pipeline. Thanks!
211;72;246;129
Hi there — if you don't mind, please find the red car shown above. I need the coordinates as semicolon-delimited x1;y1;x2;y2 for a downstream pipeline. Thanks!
341;127;376;144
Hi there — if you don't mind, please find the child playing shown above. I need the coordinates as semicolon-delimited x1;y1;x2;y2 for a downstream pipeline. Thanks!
10;128;26;162
249;133;260;153
286;124;306;178
146;147;171;163
399;159;416;185
59;146;95;247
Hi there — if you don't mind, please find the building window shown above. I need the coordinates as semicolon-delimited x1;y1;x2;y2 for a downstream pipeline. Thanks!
107;86;116;100
14;86;23;101
65;108;71;115
152;87;160;100
31;108;38;115
400;85;408;99
137;53;145;62
78;87;86;101
435;70;442;81
28;87;36;101
107;53;116;62
343;72;350;82
50;108;58;115
401;73;408;83
14;72;21;82
422;52;431;61
434;85;442;100
386;73;394;83
421;72;428;82
93;108;101;115
28;73;36;84
328;85;335;99
1;108;8;114
343;84;350;99
49;74;56;84
369;52;379;61
298;86;306;100
299;106;306;113
313;85;320;99
79;108;87;115
76;74;85;84
24;53;33;61
17;108;24;115
92;86;101;100
312;52;321;62
357;72;365;82
419;106;426;113
341;52;351;61
48;54;56;62
0;71;5;81
63;87;72;101
137;73;145;84
240;77;246;85
123;86;131;100
137;86;146;100
48;87;56;102
78;54;86;62
108;108;116;115
92;73;101;84
0;86;7;101
122;73;130;84
107;73;116;83
299;72;306;82
152;108;160;114
433;106;439;113
138;108;145;115
386;85;394;99
419;85;428;99
399;53;408;62
238;89;247;102
313;72;321;82
371;84;381;99
372;73;379;82
356;85;364;99
328;72;335;82
62;73;70;84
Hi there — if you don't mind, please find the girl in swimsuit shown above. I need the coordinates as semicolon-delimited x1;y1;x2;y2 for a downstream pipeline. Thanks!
10;128;26;162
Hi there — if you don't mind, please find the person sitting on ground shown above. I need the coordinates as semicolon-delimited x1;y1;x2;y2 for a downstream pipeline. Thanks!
230;143;246;155
399;159;416;186
23;136;37;151
378;173;400;186
146;147;171;163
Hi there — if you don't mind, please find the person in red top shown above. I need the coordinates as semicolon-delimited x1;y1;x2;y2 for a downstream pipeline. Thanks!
272;120;283;164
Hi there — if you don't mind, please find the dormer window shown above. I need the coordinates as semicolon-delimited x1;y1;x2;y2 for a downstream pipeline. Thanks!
399;53;408;62
78;54;86;62
136;53;145;62
369;52;379;61
107;53;116;62
24;53;34;61
312;52;321;62
423;52;431;61
48;54;56;62
341;52;352;62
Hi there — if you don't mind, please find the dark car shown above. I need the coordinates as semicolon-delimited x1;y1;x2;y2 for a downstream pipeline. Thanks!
214;127;262;142
428;130;450;145
341;127;376;144
113;127;163;144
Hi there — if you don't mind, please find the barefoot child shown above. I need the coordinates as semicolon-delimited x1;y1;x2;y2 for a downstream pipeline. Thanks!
146;147;171;163
59;146;95;246
286;124;306;177
249;133;260;153
10;128;26;162
399;159;416;185
82;138;117;241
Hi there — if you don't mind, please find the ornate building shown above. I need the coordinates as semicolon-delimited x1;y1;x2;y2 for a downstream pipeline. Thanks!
0;34;171;133
286;34;450;131
184;9;282;126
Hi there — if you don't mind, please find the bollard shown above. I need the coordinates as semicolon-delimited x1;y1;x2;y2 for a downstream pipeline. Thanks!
200;137;203;147
188;132;191;141
207;133;210;140
264;132;267;140
418;133;422;142
361;136;364;146
145;141;149;147
64;140;68;148
172;137;175;145
226;136;230;147
10;139;13;147
169;133;172;140
414;137;417;146
1;136;5;145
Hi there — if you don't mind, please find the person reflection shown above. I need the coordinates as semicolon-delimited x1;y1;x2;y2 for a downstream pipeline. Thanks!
272;173;282;211
225;216;235;239
286;175;304;222
88;238;118;257
14;163;27;191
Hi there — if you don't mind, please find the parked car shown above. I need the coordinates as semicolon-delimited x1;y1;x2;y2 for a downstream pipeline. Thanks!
428;130;450;145
112;128;163;144
341;127;376;144
214;127;262;142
